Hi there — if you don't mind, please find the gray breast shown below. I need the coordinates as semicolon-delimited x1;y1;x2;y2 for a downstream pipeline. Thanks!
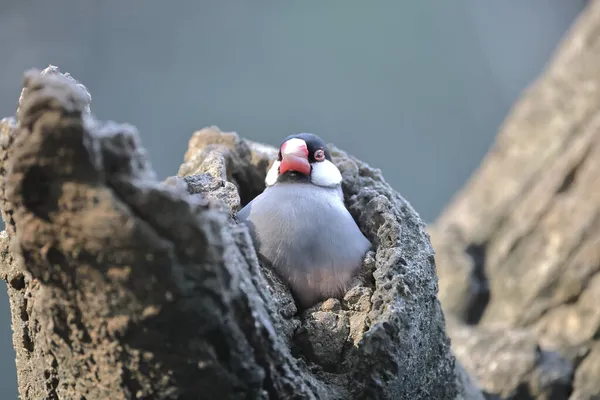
237;183;371;307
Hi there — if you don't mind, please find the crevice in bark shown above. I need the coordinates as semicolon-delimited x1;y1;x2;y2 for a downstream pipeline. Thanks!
463;242;490;325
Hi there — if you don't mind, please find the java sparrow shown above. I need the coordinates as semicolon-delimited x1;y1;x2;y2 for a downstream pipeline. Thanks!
237;133;371;308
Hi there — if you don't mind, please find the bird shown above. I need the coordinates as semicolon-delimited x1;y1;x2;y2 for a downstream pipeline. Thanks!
237;133;371;308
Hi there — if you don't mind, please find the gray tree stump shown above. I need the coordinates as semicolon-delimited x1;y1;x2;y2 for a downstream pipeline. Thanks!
0;67;467;399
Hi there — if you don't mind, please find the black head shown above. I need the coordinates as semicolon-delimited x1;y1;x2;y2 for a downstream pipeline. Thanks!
264;132;342;187
277;133;332;163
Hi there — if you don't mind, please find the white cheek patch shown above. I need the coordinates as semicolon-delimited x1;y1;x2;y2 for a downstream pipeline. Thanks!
265;160;280;187
310;159;342;187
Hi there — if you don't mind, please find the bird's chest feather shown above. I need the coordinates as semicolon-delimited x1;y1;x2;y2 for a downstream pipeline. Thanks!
238;183;369;275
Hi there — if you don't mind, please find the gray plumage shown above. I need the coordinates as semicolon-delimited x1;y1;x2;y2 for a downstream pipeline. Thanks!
238;181;370;307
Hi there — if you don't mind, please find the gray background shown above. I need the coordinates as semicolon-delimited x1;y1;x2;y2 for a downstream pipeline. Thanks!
0;1;586;396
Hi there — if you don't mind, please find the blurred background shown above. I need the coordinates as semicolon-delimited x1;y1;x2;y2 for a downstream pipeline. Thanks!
0;0;588;396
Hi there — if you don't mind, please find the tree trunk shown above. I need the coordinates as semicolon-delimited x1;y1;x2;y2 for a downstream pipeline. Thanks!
431;1;600;399
0;68;466;399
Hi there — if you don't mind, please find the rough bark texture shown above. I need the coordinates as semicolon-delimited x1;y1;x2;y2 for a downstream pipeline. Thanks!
0;67;467;399
431;2;600;399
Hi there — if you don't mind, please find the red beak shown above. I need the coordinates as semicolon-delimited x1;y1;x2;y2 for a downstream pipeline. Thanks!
279;138;311;176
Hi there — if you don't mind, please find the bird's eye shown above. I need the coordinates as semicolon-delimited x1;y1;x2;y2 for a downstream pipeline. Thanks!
314;149;325;161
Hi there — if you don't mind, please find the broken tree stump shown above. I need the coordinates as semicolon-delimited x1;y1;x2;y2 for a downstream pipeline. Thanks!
0;67;468;399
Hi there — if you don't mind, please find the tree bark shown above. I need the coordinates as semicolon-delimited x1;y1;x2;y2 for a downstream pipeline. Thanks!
431;1;600;399
0;67;465;399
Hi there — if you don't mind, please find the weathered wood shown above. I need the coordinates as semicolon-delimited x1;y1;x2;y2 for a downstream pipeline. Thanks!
0;67;466;399
432;1;600;398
